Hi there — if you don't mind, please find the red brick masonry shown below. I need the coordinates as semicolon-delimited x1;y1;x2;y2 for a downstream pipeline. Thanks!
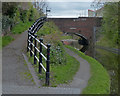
49;17;102;41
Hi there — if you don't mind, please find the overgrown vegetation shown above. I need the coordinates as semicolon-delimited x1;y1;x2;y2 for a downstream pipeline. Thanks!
96;2;119;48
2;2;80;88
0;37;2;49
28;43;80;86
95;48;118;94
11;21;34;34
2;2;43;47
65;45;110;94
27;20;79;86
50;48;80;86
37;21;59;36
2;36;14;47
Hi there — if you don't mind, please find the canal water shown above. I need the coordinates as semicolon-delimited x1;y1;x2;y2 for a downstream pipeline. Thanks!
69;40;118;94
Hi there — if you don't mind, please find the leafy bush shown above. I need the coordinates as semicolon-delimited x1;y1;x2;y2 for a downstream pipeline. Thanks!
28;6;34;21
50;42;66;66
2;15;13;30
28;6;40;22
100;2;119;48
32;7;40;20
19;7;40;23
2;36;14;47
2;2;18;18
14;8;20;23
20;10;28;23
11;21;34;34
37;21;68;66
27;41;80;86
2;15;14;35
37;21;60;36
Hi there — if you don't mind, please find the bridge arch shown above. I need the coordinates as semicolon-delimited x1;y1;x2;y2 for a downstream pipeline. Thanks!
74;33;89;52
48;17;102;46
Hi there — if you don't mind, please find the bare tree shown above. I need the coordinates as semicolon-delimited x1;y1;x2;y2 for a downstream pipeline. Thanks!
33;0;47;15
91;0;105;10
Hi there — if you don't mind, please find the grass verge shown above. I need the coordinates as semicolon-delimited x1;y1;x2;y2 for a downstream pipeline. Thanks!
2;21;34;48
95;48;118;94
65;45;110;94
2;36;14;47
11;21;34;34
96;36;118;49
27;46;80;87
50;50;80;86
0;37;2;49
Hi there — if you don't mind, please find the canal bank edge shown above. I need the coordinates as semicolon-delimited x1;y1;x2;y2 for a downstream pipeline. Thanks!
65;45;110;94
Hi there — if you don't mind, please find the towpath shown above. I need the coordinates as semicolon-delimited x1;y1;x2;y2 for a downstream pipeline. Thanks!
2;31;90;94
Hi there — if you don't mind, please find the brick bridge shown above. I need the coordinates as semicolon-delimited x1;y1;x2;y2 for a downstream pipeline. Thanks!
48;17;102;45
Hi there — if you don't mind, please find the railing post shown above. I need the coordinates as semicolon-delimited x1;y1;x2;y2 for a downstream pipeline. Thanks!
46;44;51;86
27;31;30;52
34;34;37;64
30;33;33;57
39;38;43;73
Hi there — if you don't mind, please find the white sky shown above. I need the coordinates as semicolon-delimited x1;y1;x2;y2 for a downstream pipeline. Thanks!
46;0;93;2
46;1;94;18
44;0;119;18
46;0;119;2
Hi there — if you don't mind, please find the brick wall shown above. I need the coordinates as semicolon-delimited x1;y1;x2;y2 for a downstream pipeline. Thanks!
48;17;102;41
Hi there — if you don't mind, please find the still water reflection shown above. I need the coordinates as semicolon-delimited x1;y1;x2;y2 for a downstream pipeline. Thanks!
70;41;118;94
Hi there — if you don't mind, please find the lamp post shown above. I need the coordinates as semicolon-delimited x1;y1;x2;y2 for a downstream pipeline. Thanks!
46;6;51;17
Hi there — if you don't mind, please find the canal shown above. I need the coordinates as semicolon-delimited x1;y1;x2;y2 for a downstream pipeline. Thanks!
69;40;118;94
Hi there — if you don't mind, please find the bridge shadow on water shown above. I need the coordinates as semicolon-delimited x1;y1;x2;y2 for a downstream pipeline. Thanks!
69;33;89;53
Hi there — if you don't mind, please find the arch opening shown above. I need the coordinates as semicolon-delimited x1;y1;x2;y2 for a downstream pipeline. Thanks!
74;33;89;52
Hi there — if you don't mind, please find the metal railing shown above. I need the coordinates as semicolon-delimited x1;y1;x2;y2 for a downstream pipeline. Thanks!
27;17;51;86
28;17;46;34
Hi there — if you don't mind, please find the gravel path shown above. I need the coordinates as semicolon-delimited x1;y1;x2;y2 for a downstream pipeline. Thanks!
2;31;91;94
2;31;35;92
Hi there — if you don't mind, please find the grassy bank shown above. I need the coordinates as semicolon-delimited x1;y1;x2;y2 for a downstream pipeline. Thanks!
11;21;34;34
2;36;14;47
65;45;110;94
50;49;80;86
27;43;80;87
96;36;118;49
2;21;34;48
95;48;118;94
0;37;2;49
27;20;79;86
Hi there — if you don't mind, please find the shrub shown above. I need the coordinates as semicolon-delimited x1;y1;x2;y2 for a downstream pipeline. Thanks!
20;10;28;23
28;6;40;22
2;15;13;35
28;6;34;21
14;8;20;24
50;42;66;66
